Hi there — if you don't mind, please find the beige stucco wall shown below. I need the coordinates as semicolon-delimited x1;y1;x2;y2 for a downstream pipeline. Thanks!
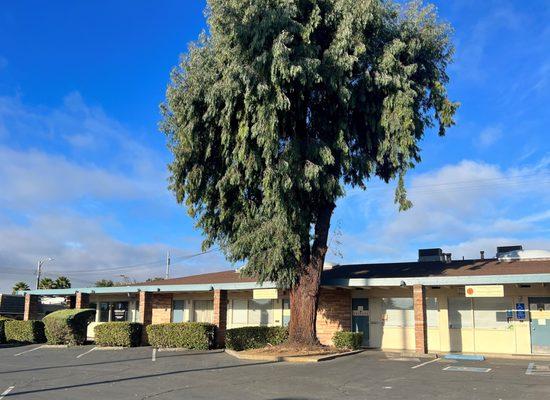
353;285;550;355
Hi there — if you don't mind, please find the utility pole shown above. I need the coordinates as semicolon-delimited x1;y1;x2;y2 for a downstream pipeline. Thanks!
35;258;53;289
165;251;171;280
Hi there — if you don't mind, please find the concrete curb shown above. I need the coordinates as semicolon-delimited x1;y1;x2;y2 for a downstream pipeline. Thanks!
94;346;125;350
157;348;225;354
225;349;364;363
40;344;69;349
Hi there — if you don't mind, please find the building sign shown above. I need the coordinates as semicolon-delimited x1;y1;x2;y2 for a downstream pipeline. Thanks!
352;305;369;317
516;303;526;320
465;285;504;298
252;288;278;300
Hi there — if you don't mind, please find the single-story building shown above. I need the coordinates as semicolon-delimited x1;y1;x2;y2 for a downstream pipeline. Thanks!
22;245;550;355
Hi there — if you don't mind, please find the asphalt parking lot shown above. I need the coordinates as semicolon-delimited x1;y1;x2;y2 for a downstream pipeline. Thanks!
1;345;550;400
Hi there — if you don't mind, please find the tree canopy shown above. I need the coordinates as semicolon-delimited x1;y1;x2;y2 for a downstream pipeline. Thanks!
161;0;457;289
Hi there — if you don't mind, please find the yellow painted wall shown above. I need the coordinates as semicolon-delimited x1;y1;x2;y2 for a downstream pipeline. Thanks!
352;284;550;355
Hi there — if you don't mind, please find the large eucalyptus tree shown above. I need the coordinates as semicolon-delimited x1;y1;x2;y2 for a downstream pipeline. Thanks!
161;0;457;344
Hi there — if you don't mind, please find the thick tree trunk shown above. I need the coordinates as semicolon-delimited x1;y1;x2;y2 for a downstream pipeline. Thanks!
288;203;335;345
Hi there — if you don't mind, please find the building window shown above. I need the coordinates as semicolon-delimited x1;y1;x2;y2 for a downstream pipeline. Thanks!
193;300;213;323
381;297;414;327
232;299;248;324
426;297;439;327
248;299;273;326
448;297;473;328
98;301;129;322
282;298;290;327
473;297;512;330
172;300;185;323
99;302;110;322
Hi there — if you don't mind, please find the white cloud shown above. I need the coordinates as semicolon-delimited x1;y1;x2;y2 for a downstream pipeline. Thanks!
0;93;225;292
478;126;502;148
0;146;146;209
0;212;229;291
332;158;550;264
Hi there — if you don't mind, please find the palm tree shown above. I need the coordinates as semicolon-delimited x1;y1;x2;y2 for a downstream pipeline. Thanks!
55;276;71;289
12;281;30;294
39;277;56;289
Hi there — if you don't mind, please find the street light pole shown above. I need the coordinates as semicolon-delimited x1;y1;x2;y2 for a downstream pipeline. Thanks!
165;251;171;280
35;258;53;289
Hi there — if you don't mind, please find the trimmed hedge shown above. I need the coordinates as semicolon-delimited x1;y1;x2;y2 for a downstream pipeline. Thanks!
0;316;12;344
225;326;288;351
94;322;142;347
146;322;215;350
4;320;46;344
43;309;95;345
332;331;363;350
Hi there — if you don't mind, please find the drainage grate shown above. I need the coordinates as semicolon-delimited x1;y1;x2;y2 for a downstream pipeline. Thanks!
526;363;550;376
443;366;491;373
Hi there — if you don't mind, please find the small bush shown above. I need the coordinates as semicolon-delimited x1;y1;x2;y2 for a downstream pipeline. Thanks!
332;331;363;350
43;309;95;345
146;323;215;350
0;316;12;344
225;326;288;351
4;320;46;344
94;322;142;347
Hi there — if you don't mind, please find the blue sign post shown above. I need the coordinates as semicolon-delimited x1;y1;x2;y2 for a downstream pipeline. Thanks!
516;303;526;320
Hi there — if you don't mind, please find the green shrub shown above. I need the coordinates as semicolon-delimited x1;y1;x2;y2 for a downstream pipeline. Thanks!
43;309;95;345
332;331;363;350
146;323;215;350
94;322;142;347
225;326;288;351
0;316;12;344
4;320;46;344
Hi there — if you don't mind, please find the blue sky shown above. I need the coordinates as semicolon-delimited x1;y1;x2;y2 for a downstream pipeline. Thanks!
0;1;549;292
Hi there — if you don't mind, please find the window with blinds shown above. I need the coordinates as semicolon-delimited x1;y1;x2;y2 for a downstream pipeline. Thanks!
232;299;248;324
193;300;213;323
248;299;273;326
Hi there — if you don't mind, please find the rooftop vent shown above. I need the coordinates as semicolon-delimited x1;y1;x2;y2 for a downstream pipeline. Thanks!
323;262;339;270
496;245;523;257
418;248;451;263
498;249;550;262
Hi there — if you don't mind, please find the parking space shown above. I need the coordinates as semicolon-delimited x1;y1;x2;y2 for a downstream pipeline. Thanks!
1;346;550;399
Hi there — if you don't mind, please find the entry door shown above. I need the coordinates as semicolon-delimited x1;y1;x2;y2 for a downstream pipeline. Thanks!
172;300;185;323
529;297;550;354
352;298;369;347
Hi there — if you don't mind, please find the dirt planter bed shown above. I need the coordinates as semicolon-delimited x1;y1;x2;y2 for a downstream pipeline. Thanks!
225;345;364;363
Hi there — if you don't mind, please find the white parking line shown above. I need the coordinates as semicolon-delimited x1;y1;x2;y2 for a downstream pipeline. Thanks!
76;346;97;359
411;358;440;369
152;348;157;362
13;345;44;357
0;386;15;399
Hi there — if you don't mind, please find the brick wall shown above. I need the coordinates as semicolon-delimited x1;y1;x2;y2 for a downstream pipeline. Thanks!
316;288;352;346
213;290;228;347
75;292;90;309
138;291;152;325
23;294;40;320
152;293;173;324
413;284;427;354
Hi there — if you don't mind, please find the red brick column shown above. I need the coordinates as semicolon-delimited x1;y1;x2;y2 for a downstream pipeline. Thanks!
316;288;352;346
23;293;40;320
138;291;153;344
213;289;228;348
413;284;428;354
75;292;90;309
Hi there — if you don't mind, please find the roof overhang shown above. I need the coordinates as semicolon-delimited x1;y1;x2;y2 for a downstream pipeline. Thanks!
22;281;277;296
322;273;550;287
